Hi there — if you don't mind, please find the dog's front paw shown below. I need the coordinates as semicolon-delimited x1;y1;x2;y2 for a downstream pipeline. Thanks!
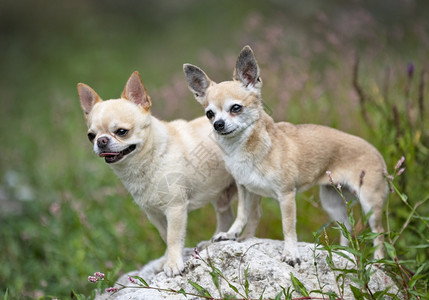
163;259;185;277
212;231;238;242
282;249;301;267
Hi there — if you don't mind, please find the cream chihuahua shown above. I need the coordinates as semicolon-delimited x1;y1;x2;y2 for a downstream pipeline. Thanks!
184;46;388;266
77;71;259;276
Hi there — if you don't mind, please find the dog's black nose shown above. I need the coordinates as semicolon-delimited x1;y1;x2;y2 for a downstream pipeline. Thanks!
97;136;109;148
214;119;225;132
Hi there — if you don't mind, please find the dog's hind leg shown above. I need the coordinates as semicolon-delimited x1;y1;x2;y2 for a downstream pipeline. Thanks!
359;182;387;259
319;185;351;246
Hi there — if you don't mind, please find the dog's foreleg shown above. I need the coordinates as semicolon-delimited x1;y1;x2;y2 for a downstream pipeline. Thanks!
212;184;254;241
163;204;187;277
213;184;236;234
238;193;262;240
145;211;168;273
279;190;301;266
146;210;168;243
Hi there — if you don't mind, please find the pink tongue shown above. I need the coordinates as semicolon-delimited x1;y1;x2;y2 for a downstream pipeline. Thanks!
99;152;120;157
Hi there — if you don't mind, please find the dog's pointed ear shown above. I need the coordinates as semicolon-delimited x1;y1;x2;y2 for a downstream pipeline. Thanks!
183;63;212;104
77;83;102;118
122;71;152;111
233;45;262;88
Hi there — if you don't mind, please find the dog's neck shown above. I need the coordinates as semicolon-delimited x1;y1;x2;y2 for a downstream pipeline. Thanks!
218;110;273;162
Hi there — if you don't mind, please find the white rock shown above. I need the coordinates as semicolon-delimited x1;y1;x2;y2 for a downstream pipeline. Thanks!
95;238;399;299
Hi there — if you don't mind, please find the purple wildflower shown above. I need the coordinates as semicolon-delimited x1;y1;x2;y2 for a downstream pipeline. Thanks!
192;247;200;260
88;276;98;283
105;287;119;293
395;156;405;170
128;276;137;284
397;167;406;176
336;183;342;191
326;170;334;185
94;272;105;280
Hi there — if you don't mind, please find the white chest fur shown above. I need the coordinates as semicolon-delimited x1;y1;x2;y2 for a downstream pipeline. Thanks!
223;152;277;199
218;126;278;199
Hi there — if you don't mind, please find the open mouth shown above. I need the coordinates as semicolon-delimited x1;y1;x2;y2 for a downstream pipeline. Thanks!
99;145;136;164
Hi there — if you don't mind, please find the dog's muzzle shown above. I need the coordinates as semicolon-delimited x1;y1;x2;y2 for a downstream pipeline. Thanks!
99;145;136;164
96;136;136;164
213;119;236;136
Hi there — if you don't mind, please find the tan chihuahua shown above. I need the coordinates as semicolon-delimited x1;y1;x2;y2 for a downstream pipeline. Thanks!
183;46;388;266
77;71;253;276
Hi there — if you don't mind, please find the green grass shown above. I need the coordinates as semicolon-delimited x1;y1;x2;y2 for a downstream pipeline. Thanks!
1;0;428;298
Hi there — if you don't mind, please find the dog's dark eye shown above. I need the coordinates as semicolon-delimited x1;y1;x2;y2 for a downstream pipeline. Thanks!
87;132;96;142
115;128;129;137
206;110;215;119
230;104;242;114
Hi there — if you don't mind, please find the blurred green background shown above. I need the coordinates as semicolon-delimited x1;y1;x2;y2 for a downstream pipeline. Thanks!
1;0;428;298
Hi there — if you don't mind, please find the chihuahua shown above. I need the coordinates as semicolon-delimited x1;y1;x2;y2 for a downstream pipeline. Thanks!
183;46;388;266
77;71;260;276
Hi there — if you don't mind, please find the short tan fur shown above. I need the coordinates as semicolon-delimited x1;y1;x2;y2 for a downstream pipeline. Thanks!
184;46;388;266
77;72;258;276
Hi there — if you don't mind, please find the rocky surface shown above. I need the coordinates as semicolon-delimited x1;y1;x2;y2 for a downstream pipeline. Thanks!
95;238;399;299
